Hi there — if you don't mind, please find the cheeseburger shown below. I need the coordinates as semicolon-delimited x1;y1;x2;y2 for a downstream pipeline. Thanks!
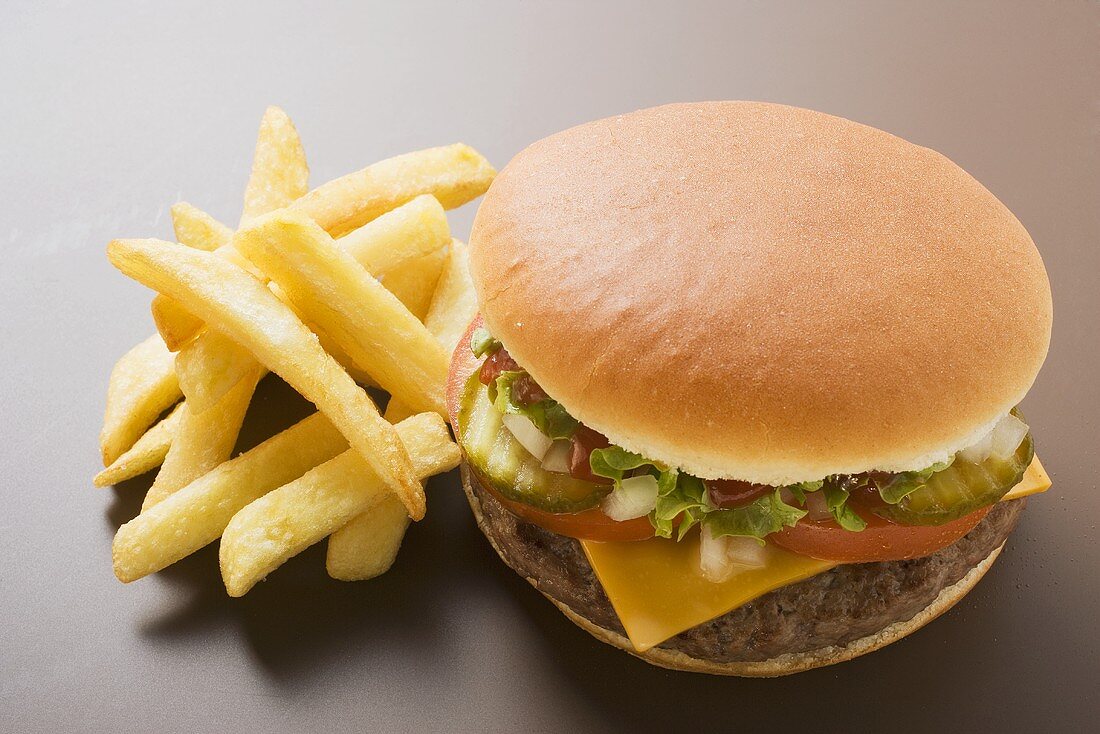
446;102;1052;675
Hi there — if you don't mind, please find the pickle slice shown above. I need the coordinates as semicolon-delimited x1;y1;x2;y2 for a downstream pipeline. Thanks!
457;372;608;512
874;432;1034;526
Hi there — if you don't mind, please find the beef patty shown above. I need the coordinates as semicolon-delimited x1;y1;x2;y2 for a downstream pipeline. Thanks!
464;466;1025;662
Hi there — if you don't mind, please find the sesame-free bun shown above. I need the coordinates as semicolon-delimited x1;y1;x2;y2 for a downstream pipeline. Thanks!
468;102;1052;485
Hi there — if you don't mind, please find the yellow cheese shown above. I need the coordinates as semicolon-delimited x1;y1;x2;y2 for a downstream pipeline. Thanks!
581;455;1051;653
581;534;834;652
1002;455;1051;501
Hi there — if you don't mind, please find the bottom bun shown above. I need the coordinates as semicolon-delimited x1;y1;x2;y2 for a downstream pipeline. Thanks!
461;463;1024;676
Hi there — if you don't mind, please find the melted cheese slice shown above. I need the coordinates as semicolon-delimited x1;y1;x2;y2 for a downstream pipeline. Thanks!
1003;455;1050;501
581;455;1051;653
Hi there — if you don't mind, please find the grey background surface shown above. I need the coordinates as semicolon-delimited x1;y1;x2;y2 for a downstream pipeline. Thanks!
2;1;1098;732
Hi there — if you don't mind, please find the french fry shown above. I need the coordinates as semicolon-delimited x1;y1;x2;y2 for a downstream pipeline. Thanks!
276;195;452;385
145;106;311;505
220;413;459;596
382;400;418;425
106;238;424;518
151;296;206;352
291;143;496;237
326;495;410;581
424;240;479;354
171;329;261;414
153;193;453;352
151;106;308;350
99;202;239;463
235;212;450;417
331;240;478;578
99;334;182;466
334;194;453;322
338;194;451;270
94;403;183;487
156;196;454;410
171;202;232;251
380;248;447;321
142;355;264;510
151;243;256;345
240;105;309;224
112;412;346;582
376;241;470;423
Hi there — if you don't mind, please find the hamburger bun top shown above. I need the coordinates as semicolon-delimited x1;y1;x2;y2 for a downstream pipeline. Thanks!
468;102;1052;485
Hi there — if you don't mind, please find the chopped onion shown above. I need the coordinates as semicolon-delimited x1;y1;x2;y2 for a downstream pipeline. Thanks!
803;490;831;522
958;413;1029;464
541;440;572;474
724;534;768;568
958;431;994;464
699;527;768;583
989;413;1029;461
502;413;552;461
601;474;659;521
699;526;736;582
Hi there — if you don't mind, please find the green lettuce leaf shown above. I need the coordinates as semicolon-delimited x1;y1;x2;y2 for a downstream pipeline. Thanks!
821;481;867;532
651;471;711;540
785;480;824;506
491;371;578;440
588;446;652;483
470;327;501;357
702;489;807;543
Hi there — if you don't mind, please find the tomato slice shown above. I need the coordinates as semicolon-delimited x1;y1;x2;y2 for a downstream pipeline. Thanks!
449;316;654;542
770;506;990;562
446;315;485;423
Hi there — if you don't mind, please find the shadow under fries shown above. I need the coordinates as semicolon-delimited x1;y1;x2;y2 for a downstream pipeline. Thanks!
102;374;474;684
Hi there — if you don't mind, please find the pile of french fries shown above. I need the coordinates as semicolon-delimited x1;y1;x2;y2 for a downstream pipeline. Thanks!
95;107;493;596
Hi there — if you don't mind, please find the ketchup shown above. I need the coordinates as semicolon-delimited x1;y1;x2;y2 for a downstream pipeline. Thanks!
511;377;548;405
846;474;891;517
478;347;548;407
568;426;613;485
479;348;520;385
706;479;773;508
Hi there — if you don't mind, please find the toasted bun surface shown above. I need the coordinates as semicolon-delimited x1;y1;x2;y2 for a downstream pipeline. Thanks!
468;102;1052;484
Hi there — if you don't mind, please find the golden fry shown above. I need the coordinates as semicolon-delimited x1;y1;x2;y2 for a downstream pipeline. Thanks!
152;194;453;352
142;368;263;510
382;400;417;425
219;413;459;596
151;296;205;352
106;238;423;518
291;143;495;237
326;495;410;581
94;403;182;487
331;240;478;575
337;194;450;269
147;106;311;505
240;105;309;224
235;212;449;416
424;239;478;354
113;413;346;582
172;329;261;414
171;202;232;251
99;334;181;466
380;248;447;321
151;107;305;348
